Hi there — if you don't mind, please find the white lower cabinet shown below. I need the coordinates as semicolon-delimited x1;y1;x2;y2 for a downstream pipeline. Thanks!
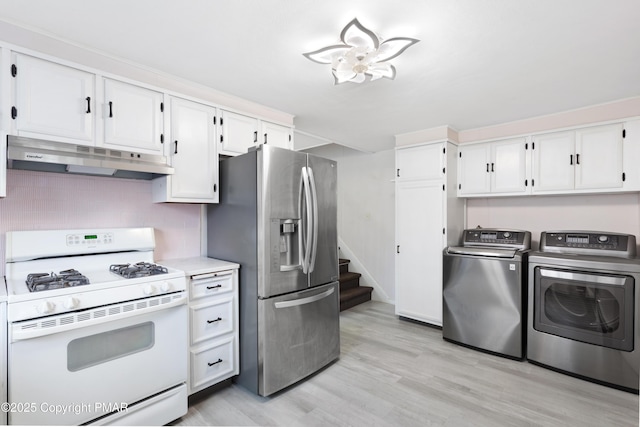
395;141;464;326
158;257;239;395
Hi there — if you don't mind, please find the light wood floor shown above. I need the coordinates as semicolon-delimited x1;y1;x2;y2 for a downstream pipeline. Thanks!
173;301;639;426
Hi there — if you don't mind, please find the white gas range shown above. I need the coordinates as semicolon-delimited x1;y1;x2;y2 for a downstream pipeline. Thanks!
4;228;188;426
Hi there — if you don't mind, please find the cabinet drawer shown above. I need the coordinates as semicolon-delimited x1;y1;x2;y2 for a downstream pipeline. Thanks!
190;270;234;299
190;296;234;345
190;336;236;390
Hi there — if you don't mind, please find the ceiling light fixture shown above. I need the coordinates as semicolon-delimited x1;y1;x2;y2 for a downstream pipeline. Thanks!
303;18;419;84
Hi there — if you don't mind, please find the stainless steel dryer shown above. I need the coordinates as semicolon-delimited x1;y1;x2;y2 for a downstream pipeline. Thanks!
528;231;640;392
443;228;531;359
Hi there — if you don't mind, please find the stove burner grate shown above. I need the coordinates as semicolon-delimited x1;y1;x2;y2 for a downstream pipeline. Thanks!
26;269;90;292
109;262;168;279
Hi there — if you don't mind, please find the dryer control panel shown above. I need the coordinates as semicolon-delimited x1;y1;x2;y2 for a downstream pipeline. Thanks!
540;231;637;259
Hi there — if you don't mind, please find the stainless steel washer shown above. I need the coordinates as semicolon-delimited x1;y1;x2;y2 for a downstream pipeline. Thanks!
443;228;531;359
528;231;640;392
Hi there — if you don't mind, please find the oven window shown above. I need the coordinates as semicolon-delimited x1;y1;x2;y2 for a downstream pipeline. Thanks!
534;267;634;351
67;322;155;372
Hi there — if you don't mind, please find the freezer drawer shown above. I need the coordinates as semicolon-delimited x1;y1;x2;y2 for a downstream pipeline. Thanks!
258;282;340;396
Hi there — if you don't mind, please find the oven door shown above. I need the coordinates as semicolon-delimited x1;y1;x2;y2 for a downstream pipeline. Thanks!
8;296;187;426
534;267;634;351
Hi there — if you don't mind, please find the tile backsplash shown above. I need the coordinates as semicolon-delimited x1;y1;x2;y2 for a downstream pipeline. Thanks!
0;170;202;276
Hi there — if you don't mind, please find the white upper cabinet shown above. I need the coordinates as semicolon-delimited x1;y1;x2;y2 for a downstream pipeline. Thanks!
152;97;218;203
219;110;258;156
395;143;443;181
458;143;491;194
622;119;640;191
260;121;292;149
219;110;294;155
574;124;623;189
12;54;94;145
102;78;164;154
532;123;623;193
458;137;528;196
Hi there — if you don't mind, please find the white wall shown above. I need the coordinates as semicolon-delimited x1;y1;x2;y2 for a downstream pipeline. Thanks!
305;145;396;303
466;193;640;250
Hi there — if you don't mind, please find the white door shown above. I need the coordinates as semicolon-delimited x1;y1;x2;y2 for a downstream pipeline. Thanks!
458;143;490;195
575;123;623;190
220;110;258;155
103;78;164;154
396;180;444;325
169;97;218;201
396;143;443;181
491;138;528;193
261;121;292;149
532;131;575;192
14;54;94;144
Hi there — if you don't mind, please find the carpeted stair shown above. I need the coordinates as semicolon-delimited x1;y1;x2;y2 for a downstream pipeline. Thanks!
339;258;373;311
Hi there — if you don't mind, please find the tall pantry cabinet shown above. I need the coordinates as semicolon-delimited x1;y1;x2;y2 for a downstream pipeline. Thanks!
395;141;464;326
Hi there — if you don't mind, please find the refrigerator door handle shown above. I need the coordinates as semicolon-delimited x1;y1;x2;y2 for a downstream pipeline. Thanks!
273;286;335;309
307;166;319;273
300;166;313;274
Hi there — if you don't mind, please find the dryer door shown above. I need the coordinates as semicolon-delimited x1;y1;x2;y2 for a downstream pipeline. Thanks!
534;267;634;351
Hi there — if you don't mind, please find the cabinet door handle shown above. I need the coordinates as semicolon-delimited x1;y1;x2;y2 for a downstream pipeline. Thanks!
208;358;223;367
491;162;494;172
174;140;178;154
576;153;580;165
206;284;222;290
264;133;268;144
108;101;113;118
397;245;400;254
207;317;222;324
253;131;258;143
486;163;489;172
570;154;573;165
85;97;91;114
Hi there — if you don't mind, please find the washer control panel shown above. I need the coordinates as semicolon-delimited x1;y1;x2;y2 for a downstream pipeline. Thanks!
540;231;637;258
462;229;531;250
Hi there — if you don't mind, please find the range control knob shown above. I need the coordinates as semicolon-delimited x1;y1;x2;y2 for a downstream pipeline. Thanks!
143;284;156;296
63;297;79;310
37;300;55;315
503;232;512;239
598;235;609;243
160;282;171;292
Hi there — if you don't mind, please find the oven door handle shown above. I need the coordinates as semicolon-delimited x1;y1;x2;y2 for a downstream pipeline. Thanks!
11;293;187;342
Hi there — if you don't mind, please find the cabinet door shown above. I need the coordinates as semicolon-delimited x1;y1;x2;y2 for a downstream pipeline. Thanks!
220;110;258;155
261;121;292;149
458;143;490;195
491;138;528;193
103;78;163;154
396;143;443;181
396;180;444;326
532;131;575;192
14;54;94;144
575;124;623;190
169;97;218;201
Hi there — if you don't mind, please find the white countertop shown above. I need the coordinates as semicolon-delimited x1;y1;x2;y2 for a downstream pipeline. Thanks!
158;257;239;276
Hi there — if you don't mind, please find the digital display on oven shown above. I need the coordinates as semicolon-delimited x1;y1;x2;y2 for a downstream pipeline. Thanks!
84;235;98;240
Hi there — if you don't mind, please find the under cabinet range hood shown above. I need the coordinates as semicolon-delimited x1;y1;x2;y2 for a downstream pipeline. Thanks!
6;135;174;179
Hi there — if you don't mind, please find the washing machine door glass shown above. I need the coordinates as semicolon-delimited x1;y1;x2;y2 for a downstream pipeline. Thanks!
534;267;634;352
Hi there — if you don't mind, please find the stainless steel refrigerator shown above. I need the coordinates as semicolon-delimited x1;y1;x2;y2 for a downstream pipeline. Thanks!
207;145;340;397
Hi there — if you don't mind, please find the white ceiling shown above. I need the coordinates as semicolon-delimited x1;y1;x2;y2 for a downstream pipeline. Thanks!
0;0;639;152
